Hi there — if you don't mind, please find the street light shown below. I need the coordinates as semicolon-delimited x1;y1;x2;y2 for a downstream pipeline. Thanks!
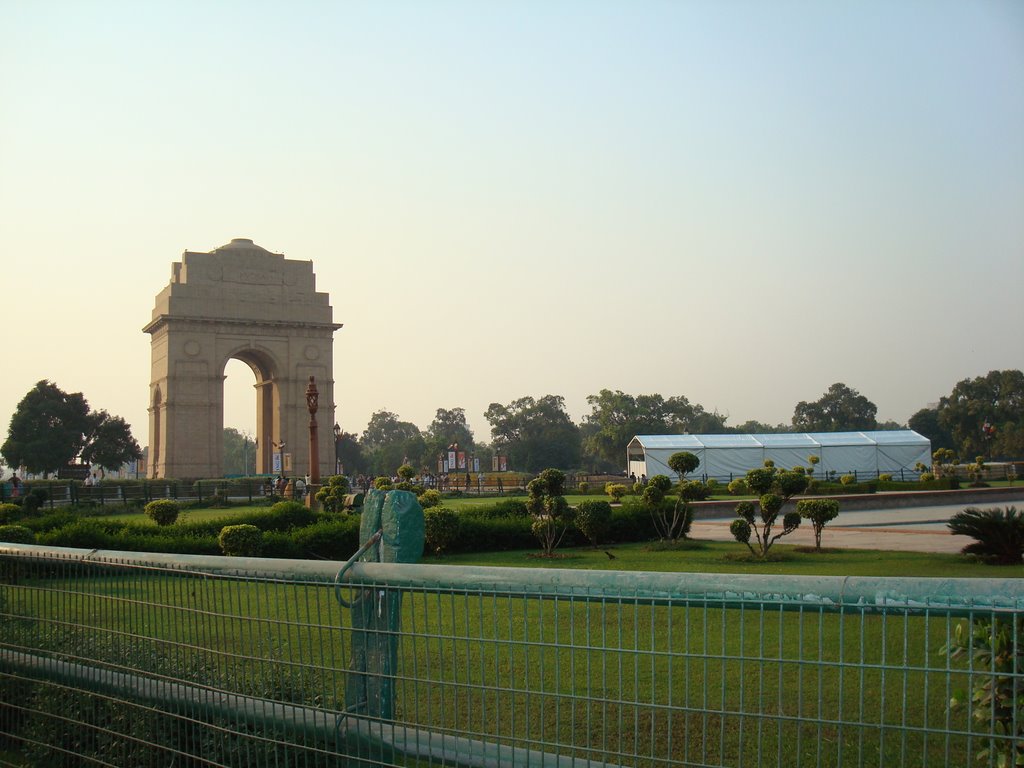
333;422;342;476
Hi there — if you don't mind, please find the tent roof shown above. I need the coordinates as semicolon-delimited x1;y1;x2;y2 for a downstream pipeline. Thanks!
630;430;930;450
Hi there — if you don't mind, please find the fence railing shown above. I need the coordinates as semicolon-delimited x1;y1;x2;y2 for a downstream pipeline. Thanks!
1;544;1022;767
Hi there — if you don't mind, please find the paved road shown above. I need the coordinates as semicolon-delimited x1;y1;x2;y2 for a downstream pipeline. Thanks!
690;497;1024;554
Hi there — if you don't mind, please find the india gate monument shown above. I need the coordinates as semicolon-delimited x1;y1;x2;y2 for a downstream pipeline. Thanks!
144;238;341;479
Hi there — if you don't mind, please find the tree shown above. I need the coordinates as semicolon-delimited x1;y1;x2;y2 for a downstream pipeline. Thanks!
583;389;726;469
791;383;878;432
360;410;424;476
729;463;808;558
937;370;1024;460
797;499;840;549
424;407;475;463
527;468;572;556
484;395;581;472
333;430;365;475
908;407;954;452
223;428;255;476
1;380;142;476
667;451;700;481
733;420;788;434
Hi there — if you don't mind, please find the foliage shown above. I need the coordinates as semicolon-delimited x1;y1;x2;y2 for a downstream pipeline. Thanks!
944;615;1024;767
218;524;263;557
373;476;393;490
667;451;700;479
575;500;612;546
332;428;365;475
418;488;442;508
744;467;778;495
919;472;935;482
144;500;181;526
807;454;820;477
577;482;589;494
937;370;1024;460
792;382;878;432
948;507;1024;564
582;389;727;468
397;464;416;481
731;495;802;558
642;478;692;542
360;410;424;476
648;474;672;493
605;483;627;503
222;428;255;476
878;473;892;482
632;482;644;494
727;478;748;495
267;500;315;529
315;474;351;513
423;507;460;555
0;502;20;523
526;469;572;556
796;499;840;549
677;480;711;501
908;407;955;452
0;524;34;543
424;407;476;462
839;474;855;486
1;380;142;476
485;395;581;473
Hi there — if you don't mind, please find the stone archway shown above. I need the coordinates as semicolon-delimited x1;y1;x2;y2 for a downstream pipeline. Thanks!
144;238;341;479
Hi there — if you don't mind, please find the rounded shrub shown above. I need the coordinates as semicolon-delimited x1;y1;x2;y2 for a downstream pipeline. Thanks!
418;489;442;509
0;503;20;524
878;473;893;482
145;500;181;526
424;507;460;555
840;474;856;486
575;500;613;547
727;478;748;496
606;484;627;503
218;524;263;557
920;472;935;482
268;500;315;529
0;525;34;544
374;476;393;490
577;482;589;494
648;475;672;493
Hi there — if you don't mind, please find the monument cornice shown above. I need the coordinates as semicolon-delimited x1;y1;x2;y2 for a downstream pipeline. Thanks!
143;314;343;335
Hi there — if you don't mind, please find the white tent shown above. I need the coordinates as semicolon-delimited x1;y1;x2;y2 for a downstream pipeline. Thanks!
626;431;931;481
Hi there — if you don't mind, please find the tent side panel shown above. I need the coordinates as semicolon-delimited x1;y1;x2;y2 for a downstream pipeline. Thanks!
763;447;816;472
704;447;763;479
821;444;877;476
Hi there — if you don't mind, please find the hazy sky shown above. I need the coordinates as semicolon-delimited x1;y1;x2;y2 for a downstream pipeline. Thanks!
1;1;1022;453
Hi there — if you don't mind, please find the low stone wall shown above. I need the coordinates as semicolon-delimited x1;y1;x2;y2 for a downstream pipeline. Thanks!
692;485;1024;520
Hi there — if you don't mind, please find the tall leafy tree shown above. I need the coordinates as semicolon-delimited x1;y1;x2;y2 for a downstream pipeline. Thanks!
1;380;141;476
791;383;878;432
908;408;954;452
222;428;255;476
425;407;475;456
937;370;1024;459
484;395;581;472
360;410;424;476
582;389;723;468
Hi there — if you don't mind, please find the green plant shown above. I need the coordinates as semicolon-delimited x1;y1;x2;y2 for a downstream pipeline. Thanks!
373;476;393;490
418;488;442;509
0;502;20;524
577;482;589;494
575;500;612;547
397;464;416;481
677;480;710;502
796;499;840;549
944;615;1024;767
727;478;748;495
144;500;181;526
920;472;935;482
730;495;801;558
218;524;263;557
527;469;572;556
667;451;700;480
423;507;460;555
643;480;692;543
606;483;627;503
839;474;855;486
632;482;644;495
807;454;820;477
948;506;1024;564
0;524;34;543
267;500;315;529
878;473;892;482
315;475;351;513
648;475;672;493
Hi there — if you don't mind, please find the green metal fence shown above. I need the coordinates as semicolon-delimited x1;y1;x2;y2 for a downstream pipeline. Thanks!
1;543;1022;767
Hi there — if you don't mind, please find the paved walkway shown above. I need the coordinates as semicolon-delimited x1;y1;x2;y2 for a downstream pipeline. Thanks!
690;500;1024;554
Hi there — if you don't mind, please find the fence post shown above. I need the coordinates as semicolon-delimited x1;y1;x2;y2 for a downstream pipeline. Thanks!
344;488;424;741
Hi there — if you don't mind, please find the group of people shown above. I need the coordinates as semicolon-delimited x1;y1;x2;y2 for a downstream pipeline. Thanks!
263;475;309;499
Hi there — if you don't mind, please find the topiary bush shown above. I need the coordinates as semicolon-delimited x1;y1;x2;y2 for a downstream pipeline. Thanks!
605;483;627;504
948;506;1024;564
267;500;315;529
648;475;672;493
577;482;589;494
316;475;351;513
878;473;892;482
0;503;20;524
796;498;840;549
731;495;801;558
418;488;442;509
527;469;572;556
145;500;181;526
374;476;393;490
423;507;460;555
727;478;749;496
575;500;612;547
218;524;263;557
840;474;856;486
0;525;34;544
